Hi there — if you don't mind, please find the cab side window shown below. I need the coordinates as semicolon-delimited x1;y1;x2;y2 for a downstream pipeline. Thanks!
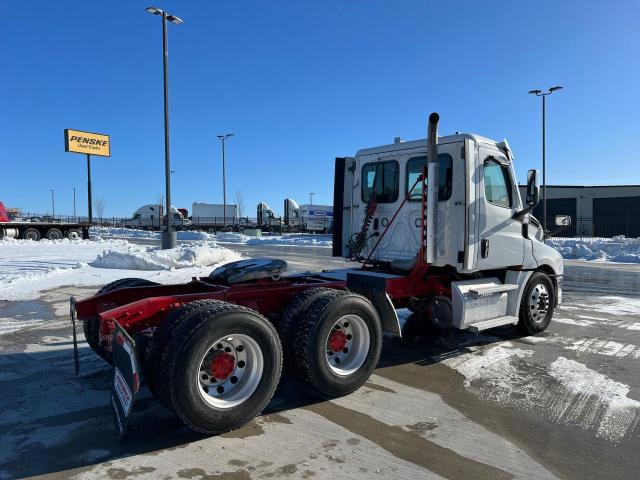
361;160;399;203
406;154;453;201
483;158;513;208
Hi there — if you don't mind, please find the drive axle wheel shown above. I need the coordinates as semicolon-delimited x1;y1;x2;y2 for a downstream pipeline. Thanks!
518;272;555;335
156;301;282;434
198;334;263;408
292;291;382;397
325;314;370;375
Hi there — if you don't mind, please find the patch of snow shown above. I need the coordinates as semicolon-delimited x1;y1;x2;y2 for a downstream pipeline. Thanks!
0;317;46;335
549;357;640;442
580;296;640;316
553;317;597;327
546;236;640;263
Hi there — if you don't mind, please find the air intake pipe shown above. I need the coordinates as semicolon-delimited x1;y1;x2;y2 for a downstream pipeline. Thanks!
425;112;439;263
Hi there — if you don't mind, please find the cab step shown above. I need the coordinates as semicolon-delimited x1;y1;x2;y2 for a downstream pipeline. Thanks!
468;284;518;298
468;315;519;333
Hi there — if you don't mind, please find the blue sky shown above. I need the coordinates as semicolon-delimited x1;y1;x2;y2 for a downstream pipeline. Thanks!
1;1;638;217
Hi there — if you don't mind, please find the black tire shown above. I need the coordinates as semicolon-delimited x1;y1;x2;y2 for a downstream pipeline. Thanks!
291;291;382;397
144;300;221;398
21;227;41;241
66;228;82;240
83;278;161;364
275;288;340;371
518;272;555;335
155;301;282;434
45;228;64;240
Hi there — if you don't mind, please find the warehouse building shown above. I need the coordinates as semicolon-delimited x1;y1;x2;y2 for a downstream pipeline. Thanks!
517;185;640;237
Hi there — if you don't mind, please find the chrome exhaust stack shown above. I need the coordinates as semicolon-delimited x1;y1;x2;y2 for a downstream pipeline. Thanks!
425;112;439;264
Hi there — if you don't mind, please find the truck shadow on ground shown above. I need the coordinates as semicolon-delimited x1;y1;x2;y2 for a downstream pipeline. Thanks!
0;323;521;479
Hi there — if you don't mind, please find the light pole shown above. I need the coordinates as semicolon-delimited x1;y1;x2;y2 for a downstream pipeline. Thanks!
51;189;55;219
309;192;315;205
146;6;183;249
528;85;563;237
72;187;76;221
217;133;234;225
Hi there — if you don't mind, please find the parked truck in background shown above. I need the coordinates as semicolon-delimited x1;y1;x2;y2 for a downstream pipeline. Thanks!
124;204;191;230
0;201;89;240
284;198;333;233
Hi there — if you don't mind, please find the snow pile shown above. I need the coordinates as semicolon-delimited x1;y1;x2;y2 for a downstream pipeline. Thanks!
546;236;640;263
91;243;240;271
93;227;213;241
247;234;332;247
0;238;239;300
210;232;332;247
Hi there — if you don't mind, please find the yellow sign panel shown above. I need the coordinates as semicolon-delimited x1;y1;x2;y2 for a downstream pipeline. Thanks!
64;129;110;157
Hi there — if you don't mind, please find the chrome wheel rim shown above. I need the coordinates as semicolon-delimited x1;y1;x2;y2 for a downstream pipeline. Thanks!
529;283;550;324
68;231;79;240
325;314;370;376
25;231;38;241
197;334;263;409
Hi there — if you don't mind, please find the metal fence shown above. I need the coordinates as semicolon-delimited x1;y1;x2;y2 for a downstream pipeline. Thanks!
547;216;640;240
10;212;333;234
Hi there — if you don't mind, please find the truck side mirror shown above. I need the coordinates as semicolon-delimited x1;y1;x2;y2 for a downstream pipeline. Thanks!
525;169;539;206
555;215;571;226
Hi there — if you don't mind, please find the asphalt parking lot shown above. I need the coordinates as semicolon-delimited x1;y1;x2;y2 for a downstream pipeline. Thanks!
0;244;638;480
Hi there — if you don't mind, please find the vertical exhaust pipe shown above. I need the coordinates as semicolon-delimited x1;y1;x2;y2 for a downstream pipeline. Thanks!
425;112;439;263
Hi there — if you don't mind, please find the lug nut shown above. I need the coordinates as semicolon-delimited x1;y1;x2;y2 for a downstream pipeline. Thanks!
230;376;238;384
237;360;246;368
236;345;244;352
217;386;225;394
343;348;349;354
216;343;223;349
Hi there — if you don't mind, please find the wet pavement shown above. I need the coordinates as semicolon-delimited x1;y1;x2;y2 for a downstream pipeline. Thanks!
0;244;639;480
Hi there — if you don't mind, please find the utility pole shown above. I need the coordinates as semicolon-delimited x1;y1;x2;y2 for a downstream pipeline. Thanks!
528;85;563;238
73;187;76;221
146;6;183;249
51;189;55;219
309;192;315;205
217;133;234;225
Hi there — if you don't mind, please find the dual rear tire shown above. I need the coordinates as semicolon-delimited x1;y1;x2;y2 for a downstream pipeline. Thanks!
147;290;382;433
151;301;282;434
278;289;383;397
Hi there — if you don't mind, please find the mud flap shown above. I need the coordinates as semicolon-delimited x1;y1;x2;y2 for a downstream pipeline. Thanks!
70;297;80;376
347;271;402;337
111;321;141;441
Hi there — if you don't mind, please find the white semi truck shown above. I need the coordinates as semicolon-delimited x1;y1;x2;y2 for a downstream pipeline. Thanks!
284;198;333;233
125;204;190;230
73;113;568;437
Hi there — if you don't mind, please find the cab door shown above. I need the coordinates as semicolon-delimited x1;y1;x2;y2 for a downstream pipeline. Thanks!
476;147;525;270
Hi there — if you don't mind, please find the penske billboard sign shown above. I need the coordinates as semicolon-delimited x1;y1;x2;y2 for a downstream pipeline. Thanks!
64;129;110;157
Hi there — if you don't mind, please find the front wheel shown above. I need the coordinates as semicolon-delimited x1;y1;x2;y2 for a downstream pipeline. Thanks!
291;291;382;397
518;272;555;335
156;302;282;434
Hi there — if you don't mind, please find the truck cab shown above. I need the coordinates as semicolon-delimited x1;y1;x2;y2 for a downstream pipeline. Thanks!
333;121;563;333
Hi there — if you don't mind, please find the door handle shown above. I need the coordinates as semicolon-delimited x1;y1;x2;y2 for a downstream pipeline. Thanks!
481;239;490;258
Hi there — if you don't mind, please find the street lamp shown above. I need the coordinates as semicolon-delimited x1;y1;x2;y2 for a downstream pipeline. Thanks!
217;133;234;226
146;6;183;249
529;85;563;237
309;192;315;205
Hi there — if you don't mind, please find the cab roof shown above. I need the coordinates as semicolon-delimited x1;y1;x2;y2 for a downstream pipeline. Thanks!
355;133;502;157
